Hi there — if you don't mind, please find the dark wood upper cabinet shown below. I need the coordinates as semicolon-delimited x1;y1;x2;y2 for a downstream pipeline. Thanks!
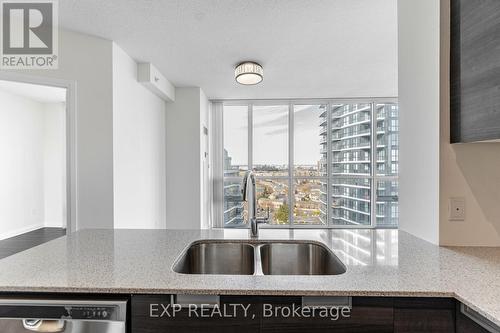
450;0;500;143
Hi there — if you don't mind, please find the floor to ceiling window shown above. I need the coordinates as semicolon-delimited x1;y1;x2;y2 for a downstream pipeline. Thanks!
217;99;399;228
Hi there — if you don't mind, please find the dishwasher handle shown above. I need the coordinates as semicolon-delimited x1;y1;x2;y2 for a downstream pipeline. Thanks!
23;319;65;333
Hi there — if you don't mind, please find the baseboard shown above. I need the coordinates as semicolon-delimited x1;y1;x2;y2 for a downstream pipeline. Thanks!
0;224;44;241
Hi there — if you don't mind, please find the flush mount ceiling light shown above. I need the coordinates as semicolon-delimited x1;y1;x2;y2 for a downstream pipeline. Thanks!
235;62;263;85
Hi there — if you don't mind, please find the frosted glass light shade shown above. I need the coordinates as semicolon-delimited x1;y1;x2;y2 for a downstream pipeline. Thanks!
235;62;263;85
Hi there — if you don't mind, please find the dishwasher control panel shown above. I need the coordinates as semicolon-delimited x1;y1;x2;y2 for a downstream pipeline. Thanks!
66;306;117;320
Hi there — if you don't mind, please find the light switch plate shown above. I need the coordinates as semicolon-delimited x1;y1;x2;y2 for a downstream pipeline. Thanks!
449;197;466;221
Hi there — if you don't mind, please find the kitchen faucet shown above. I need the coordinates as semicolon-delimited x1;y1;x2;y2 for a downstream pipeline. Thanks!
242;171;269;238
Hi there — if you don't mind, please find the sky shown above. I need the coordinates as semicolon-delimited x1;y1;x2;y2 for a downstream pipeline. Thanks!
223;104;323;167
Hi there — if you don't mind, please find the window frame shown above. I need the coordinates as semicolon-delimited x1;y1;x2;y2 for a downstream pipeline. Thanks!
212;98;399;229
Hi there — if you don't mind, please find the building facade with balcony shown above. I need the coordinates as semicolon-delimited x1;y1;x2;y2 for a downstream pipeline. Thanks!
319;103;399;227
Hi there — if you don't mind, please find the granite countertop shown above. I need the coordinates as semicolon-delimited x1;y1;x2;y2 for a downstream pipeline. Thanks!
0;229;499;325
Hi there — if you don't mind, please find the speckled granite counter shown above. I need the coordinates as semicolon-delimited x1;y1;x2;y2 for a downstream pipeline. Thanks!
0;229;499;325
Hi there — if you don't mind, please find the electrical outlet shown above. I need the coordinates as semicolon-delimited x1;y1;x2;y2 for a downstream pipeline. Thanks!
449;197;465;221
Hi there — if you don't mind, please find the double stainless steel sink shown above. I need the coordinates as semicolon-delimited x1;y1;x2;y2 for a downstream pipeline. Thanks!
173;240;346;276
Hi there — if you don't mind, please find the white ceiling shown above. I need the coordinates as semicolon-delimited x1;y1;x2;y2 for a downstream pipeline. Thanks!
59;0;398;100
0;80;66;103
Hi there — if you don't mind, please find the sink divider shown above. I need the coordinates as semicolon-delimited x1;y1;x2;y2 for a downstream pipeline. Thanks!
252;244;264;276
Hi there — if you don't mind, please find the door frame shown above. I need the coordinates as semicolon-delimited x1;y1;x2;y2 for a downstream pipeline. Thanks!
0;72;77;234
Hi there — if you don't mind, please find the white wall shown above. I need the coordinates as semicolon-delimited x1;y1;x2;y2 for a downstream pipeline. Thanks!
43;102;67;228
200;89;210;229
2;31;181;231
0;90;66;239
399;0;500;246
3;29;115;230
398;0;441;244
112;43;167;229
439;0;500;246
0;90;45;239
165;88;209;229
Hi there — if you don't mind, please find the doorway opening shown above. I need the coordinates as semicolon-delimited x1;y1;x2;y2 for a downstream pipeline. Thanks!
0;79;68;258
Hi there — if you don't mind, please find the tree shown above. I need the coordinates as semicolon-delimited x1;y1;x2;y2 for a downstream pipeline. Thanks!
275;203;289;224
259;186;272;199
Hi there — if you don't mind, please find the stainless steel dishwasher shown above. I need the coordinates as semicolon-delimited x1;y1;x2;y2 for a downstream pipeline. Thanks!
0;298;127;333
